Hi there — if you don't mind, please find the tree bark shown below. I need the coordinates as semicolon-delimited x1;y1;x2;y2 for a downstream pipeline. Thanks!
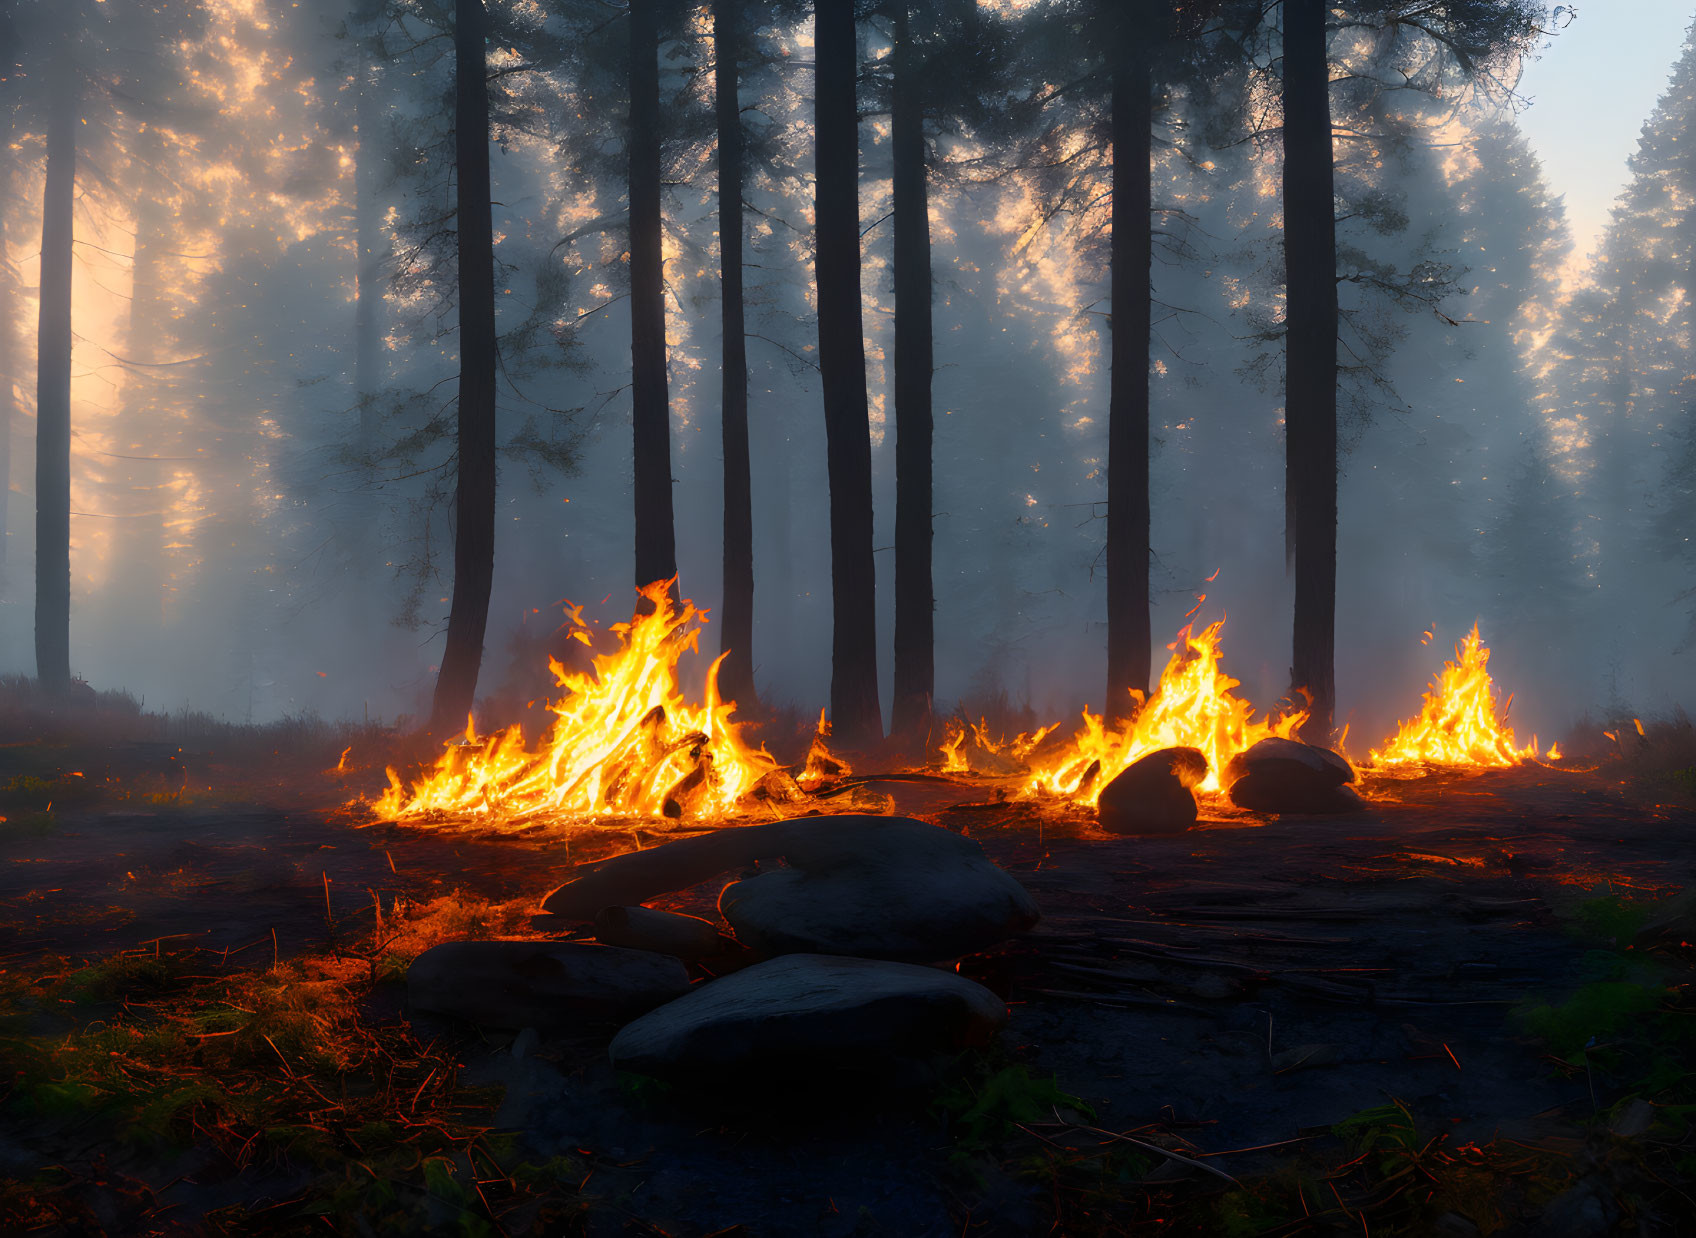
714;0;756;705
1282;0;1339;742
890;1;934;739
35;67;76;693
1105;6;1153;723
428;0;498;731
814;0;882;746
630;0;678;594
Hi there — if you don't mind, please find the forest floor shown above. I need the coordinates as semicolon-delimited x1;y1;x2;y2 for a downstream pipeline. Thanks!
2;723;1695;1235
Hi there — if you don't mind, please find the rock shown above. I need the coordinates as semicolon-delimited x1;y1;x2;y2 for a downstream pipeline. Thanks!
594;905;736;961
406;940;690;1029
543;816;856;921
718;817;1039;961
1096;747;1207;835
608;953;1007;1080
1538;1176;1619;1238
1224;737;1361;814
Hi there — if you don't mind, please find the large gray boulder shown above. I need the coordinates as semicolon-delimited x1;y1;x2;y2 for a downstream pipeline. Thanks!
1096;746;1207;835
609;954;1007;1080
1223;737;1362;814
718;817;1039;961
407;940;690;1029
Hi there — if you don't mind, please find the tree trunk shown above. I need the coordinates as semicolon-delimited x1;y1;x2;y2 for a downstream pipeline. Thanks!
890;1;934;739
630;0;678;594
35;68;76;693
1282;0;1339;742
428;0;498;731
1105;6;1153;723
814;0;882;746
714;0;756;705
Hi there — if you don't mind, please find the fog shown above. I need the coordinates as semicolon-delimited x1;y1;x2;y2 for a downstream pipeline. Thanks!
1;0;1689;752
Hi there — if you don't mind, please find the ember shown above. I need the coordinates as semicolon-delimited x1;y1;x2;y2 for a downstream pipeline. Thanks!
370;581;779;827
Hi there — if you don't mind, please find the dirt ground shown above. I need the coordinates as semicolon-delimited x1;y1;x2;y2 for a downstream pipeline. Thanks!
2;756;1694;1235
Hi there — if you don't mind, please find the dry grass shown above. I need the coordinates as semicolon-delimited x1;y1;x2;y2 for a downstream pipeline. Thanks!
0;891;580;1236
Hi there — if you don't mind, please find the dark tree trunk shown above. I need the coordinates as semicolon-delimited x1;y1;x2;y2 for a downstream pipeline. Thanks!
35;70;76;693
890;1;934;739
630;0;677;593
714;0;756;705
1282;0;1339;742
428;0;498;731
814;0;882;746
1105;7;1153;723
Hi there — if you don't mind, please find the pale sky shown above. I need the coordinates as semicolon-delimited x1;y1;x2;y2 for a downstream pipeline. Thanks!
1516;2;1696;270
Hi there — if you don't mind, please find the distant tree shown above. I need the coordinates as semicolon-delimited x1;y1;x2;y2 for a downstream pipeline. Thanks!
814;0;882;745
428;0;499;730
1565;17;1696;642
11;0;207;692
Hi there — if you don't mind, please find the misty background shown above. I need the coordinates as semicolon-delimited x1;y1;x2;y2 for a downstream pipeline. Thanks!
0;0;1690;750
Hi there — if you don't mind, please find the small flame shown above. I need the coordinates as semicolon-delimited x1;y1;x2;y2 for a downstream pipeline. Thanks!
1368;624;1536;768
336;746;351;773
369;580;778;827
1018;616;1307;804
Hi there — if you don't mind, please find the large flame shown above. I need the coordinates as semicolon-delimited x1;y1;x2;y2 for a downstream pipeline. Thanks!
1368;623;1551;768
1013;618;1307;804
372;581;778;827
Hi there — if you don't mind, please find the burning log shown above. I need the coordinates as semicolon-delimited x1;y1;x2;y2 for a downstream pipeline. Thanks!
365;582;782;828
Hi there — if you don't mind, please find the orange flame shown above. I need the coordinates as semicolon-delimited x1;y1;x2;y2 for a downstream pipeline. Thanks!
1368;623;1555;767
935;716;1058;774
1019;617;1307;804
371;580;778;827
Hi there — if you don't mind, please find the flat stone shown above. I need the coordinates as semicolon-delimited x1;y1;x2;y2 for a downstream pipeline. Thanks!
718;817;1039;962
1096;747;1206;835
406;940;690;1029
608;953;1007;1080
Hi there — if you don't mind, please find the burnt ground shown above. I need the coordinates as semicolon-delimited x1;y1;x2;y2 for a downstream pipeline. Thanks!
2;756;1695;1235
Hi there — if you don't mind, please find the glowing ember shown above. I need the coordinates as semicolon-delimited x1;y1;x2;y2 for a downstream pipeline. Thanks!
371;580;778;827
1368;623;1556;768
1020;618;1307;804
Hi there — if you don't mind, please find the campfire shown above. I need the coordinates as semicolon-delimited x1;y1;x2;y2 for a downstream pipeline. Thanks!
371;581;784;829
1367;623;1559;769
